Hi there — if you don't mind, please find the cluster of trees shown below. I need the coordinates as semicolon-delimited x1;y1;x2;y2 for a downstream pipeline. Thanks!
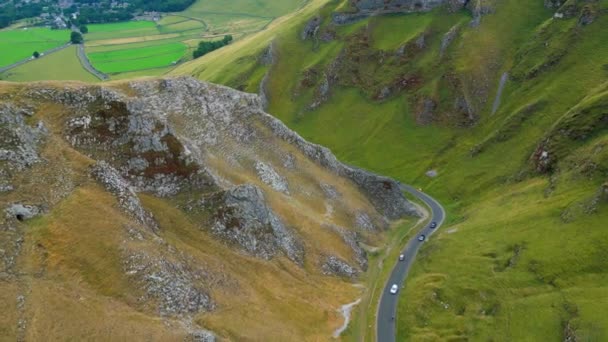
65;0;195;25
1;0;196;28
135;0;196;12
0;1;49;28
193;35;233;59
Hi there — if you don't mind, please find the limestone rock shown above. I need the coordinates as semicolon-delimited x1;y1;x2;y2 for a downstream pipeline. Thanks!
123;251;215;316
302;16;321;40
321;255;358;278
91;161;159;232
255;162;289;194
208;184;304;264
0;103;47;171
5;204;42;221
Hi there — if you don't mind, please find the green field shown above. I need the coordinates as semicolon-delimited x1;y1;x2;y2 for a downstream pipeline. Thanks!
0;45;98;82
0;27;70;67
180;0;307;34
174;0;608;339
88;42;187;73
0;0;309;81
82;18;206;75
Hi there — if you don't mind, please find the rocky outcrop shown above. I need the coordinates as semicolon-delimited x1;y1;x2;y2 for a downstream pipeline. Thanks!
333;0;467;24
91;161;159;232
439;24;460;58
544;0;563;9
302;16;321;40
416;97;437;125
0;103;47;171
4;204;42;222
348;0;466;13
325;224;367;270
321;255;358;278
259;42;277;110
207;184;304;264
255;162;289;194
123;251;215;316
12;76;419;259
188;330;216;342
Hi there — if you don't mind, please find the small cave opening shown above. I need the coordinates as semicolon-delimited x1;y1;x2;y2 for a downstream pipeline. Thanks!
15;214;25;222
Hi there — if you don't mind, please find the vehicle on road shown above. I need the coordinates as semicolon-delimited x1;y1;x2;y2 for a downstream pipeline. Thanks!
390;284;399;294
430;221;437;229
418;234;426;241
399;254;405;261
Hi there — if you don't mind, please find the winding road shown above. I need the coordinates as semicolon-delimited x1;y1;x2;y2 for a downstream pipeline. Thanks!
376;184;446;342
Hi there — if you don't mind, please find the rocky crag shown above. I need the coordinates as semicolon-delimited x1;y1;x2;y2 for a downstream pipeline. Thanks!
0;77;419;340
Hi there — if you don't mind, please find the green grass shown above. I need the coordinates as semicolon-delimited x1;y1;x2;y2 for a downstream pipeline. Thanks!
369;13;434;51
0;27;70;67
88;42;187;74
180;0;306;34
0;45;98;82
183;0;306;18
175;0;608;339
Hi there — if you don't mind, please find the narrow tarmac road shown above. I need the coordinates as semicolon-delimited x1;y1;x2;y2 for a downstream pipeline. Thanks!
76;44;109;80
376;184;445;342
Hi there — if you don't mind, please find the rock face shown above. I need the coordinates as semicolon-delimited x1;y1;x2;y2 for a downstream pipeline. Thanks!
302;16;321;40
4;204;42;221
91;161;159;232
332;0;466;24
208;184;304;264
0;103;47;171
124;251;215;316
321;255;358;278
348;0;466;12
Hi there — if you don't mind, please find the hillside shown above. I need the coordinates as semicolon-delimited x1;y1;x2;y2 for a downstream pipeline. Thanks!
172;0;608;340
0;77;421;340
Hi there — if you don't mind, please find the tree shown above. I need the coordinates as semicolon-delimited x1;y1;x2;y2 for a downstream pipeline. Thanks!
79;25;88;34
70;31;84;44
33;51;40;58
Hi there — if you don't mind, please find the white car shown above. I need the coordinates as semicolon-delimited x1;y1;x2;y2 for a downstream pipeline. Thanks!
390;284;399;294
399;254;405;261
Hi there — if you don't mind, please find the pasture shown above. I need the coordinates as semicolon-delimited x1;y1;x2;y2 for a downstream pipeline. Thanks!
0;28;70;68
88;42;187;74
0;45;98;82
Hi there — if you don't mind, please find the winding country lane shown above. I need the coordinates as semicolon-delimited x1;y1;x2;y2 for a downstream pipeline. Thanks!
377;184;446;342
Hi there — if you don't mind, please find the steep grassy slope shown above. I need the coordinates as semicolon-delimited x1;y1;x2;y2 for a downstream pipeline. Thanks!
173;0;608;339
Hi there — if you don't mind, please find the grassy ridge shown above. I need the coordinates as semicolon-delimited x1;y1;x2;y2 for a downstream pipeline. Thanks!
173;0;608;339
